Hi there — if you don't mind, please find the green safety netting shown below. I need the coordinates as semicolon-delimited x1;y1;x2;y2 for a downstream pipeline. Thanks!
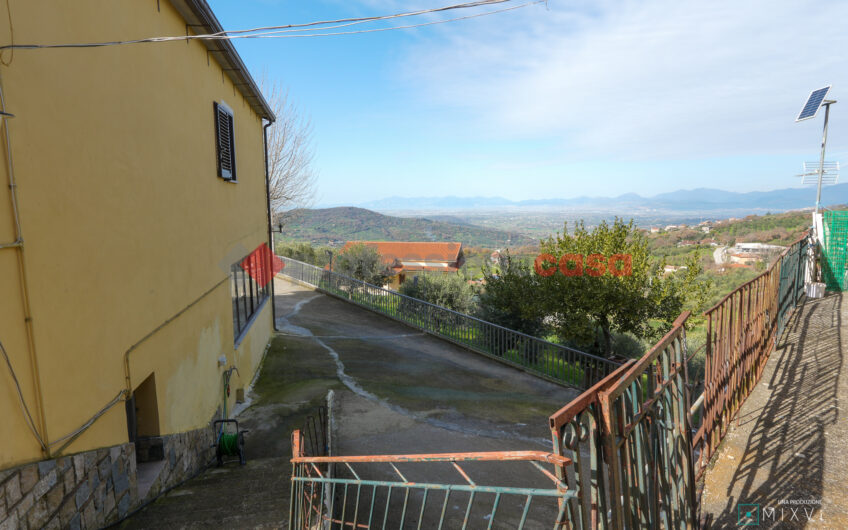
822;210;848;291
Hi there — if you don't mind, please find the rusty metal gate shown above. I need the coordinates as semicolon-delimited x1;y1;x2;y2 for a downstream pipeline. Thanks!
548;313;698;529
288;316;700;529
288;431;577;529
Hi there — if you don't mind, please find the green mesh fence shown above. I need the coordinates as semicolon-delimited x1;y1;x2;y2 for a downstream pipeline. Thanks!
822;211;848;291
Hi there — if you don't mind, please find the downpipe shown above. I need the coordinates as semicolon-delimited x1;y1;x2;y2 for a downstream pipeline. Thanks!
263;119;277;330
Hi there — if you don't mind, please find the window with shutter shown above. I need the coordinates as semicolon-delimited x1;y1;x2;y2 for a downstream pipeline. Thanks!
214;101;237;181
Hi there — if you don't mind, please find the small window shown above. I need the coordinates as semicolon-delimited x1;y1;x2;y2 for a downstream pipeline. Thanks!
214;101;236;181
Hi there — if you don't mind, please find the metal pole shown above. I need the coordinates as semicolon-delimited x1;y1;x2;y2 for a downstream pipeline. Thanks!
815;101;835;214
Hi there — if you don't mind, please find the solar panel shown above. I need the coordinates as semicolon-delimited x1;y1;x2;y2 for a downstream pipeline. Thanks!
796;86;831;121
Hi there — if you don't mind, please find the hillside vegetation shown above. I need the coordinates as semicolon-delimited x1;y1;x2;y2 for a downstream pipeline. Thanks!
277;209;820;374
278;207;535;247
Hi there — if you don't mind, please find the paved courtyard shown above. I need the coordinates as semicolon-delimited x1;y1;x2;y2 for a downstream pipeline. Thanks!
119;278;578;528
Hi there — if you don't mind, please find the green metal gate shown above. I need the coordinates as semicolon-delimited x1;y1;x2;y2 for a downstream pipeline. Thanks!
548;313;698;528
823;211;848;291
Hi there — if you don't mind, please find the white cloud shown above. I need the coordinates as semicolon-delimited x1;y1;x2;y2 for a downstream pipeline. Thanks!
397;0;848;160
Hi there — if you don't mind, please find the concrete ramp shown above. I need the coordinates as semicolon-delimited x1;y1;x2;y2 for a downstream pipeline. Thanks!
273;278;579;453
122;278;578;527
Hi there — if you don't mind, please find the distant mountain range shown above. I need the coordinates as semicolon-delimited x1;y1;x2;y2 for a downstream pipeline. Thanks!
353;184;848;212
279;207;536;248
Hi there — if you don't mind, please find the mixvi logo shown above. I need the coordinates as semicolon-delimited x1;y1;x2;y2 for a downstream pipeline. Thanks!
737;500;825;526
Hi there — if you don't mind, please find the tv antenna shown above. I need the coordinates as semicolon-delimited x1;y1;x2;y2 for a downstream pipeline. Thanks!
796;161;839;186
795;86;836;213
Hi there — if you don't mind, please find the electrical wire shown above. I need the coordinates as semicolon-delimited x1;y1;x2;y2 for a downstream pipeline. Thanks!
198;0;514;35
50;389;127;454
201;0;540;37
0;0;542;50
0;0;12;65
232;1;545;40
2;337;127;454
0;339;47;451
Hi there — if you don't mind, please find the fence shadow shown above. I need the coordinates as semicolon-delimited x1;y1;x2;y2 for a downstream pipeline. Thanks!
708;293;842;528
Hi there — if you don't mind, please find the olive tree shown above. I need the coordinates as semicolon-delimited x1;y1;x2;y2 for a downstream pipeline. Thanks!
334;243;388;285
536;218;709;357
399;273;477;314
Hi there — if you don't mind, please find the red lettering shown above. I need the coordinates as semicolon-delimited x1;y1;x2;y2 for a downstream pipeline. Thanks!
608;254;632;276
586;254;607;277
559;254;583;276
534;253;557;277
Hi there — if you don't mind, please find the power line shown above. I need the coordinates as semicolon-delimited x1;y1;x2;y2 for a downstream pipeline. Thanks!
232;1;545;40
217;0;543;38
0;0;544;51
208;0;516;35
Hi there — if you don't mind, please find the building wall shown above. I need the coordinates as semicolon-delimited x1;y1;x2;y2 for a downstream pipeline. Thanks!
0;0;272;469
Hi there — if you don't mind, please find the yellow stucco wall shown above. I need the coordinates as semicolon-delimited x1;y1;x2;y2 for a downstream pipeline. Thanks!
0;0;273;468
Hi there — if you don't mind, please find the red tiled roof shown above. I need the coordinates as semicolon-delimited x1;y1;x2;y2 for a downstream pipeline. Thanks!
342;241;463;264
391;265;460;273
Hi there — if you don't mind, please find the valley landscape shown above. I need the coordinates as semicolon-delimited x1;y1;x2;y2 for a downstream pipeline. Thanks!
277;184;839;365
285;183;847;247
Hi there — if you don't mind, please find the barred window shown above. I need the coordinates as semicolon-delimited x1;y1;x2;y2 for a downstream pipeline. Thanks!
231;250;270;343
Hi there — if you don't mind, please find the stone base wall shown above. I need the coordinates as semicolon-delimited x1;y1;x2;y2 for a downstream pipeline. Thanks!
0;444;137;530
0;424;215;529
141;426;215;501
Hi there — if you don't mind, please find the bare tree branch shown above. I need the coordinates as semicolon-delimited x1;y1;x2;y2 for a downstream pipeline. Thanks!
261;78;317;215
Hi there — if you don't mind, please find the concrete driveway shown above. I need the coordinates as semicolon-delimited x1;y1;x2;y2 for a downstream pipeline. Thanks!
120;278;579;528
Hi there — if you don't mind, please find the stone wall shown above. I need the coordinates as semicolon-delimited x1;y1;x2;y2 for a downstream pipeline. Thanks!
139;426;215;501
0;444;137;530
0;424;215;529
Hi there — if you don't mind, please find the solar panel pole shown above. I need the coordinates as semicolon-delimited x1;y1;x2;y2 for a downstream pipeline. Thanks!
815;100;836;214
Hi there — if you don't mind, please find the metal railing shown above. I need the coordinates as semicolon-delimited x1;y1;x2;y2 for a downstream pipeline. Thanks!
277;255;620;390
300;405;329;459
286;234;812;529
692;232;810;478
548;313;698;529
289;430;576;529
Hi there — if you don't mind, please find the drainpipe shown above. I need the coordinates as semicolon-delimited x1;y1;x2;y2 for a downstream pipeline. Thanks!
263;119;277;330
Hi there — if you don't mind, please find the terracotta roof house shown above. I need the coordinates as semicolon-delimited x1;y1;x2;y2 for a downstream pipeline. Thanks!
718;263;755;273
341;241;465;288
729;252;761;265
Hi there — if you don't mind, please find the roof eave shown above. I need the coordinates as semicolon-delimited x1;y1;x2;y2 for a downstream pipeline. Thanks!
169;0;276;122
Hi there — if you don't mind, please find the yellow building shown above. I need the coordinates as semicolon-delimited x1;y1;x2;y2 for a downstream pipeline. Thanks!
0;1;276;527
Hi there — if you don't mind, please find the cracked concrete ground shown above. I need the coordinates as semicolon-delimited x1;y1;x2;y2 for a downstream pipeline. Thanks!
701;293;848;529
120;278;579;528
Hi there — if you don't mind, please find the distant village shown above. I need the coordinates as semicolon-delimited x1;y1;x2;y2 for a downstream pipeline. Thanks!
646;218;788;273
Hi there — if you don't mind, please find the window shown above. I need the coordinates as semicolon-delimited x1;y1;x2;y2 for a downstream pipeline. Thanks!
231;250;270;343
214;101;236;181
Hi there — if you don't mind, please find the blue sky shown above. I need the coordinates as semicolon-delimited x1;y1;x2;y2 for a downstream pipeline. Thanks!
208;0;848;206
